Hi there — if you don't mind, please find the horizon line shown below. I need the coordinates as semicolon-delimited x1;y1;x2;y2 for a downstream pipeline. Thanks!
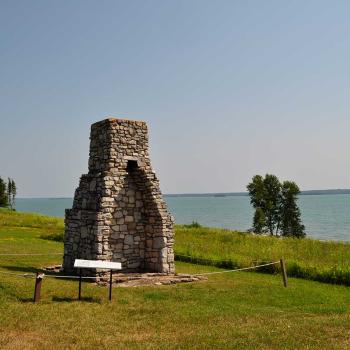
16;188;350;199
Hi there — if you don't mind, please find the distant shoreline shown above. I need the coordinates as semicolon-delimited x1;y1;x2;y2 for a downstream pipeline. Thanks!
165;189;350;198
17;189;350;199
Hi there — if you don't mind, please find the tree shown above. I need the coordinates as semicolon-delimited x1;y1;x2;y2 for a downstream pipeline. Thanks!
252;207;267;234
11;179;17;210
7;178;12;209
0;177;8;208
247;174;305;238
247;174;281;235
280;181;305;238
6;178;17;210
262;174;282;235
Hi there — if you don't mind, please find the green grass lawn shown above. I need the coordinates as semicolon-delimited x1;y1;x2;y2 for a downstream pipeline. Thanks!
1;209;350;349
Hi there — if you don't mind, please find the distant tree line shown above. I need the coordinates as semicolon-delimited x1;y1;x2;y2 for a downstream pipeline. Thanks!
0;177;17;210
247;174;305;238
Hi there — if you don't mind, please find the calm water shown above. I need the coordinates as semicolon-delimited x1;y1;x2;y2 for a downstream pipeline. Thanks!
16;194;350;242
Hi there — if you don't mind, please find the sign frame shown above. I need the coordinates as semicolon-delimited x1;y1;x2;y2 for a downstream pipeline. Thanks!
74;259;122;301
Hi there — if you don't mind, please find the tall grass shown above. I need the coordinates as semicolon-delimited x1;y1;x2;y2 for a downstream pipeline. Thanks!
0;208;64;230
175;225;350;285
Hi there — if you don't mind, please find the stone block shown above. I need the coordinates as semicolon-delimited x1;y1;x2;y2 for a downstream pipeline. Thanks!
153;237;165;249
125;216;134;223
124;235;133;245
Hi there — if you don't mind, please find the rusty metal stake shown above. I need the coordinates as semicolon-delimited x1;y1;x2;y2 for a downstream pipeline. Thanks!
280;258;288;288
34;272;44;303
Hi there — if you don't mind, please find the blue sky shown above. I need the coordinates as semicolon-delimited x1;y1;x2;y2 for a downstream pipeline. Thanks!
1;0;350;197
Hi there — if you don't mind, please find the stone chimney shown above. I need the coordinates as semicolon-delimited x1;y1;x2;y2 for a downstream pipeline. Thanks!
63;118;175;275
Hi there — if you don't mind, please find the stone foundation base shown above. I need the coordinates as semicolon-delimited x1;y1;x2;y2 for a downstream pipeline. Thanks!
99;272;207;287
43;265;206;287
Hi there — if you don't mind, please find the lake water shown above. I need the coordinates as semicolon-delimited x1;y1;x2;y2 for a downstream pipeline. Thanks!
15;194;350;242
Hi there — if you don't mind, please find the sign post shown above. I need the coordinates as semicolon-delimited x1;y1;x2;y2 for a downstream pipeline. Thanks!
78;268;82;300
74;259;122;301
280;258;288;288
109;270;113;301
33;272;44;303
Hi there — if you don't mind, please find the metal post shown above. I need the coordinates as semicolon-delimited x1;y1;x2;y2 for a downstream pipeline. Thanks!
34;272;44;303
78;268;82;300
109;270;113;301
280;258;288;288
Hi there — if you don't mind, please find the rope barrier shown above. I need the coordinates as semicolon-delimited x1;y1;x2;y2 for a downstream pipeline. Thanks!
0;270;99;280
0;251;282;281
194;261;280;276
44;274;97;280
0;248;95;280
0;259;288;304
0;270;98;280
0;253;62;256
0;262;279;280
0;252;105;280
0;270;35;278
0;263;278;280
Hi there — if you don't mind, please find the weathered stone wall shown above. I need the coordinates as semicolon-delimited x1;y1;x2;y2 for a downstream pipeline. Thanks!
63;118;175;276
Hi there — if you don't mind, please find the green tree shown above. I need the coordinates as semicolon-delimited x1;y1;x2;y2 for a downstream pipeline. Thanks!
7;178;12;209
252;207;267;234
6;178;17;210
280;181;305;238
247;174;282;235
262;174;282;235
11;179;17;210
247;174;305;238
0;177;8;208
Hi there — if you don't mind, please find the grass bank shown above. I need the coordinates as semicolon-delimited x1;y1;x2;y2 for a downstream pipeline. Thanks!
0;208;63;232
1;211;350;349
175;225;350;285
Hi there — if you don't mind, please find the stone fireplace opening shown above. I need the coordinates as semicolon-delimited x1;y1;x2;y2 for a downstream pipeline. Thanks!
63;118;175;276
126;159;138;173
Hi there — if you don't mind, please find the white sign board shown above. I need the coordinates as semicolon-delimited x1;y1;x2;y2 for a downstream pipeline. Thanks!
74;259;122;270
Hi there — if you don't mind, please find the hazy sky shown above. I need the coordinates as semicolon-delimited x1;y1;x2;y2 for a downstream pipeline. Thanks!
1;0;350;197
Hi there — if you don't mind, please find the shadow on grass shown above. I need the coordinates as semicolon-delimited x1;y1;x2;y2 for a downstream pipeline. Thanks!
52;296;101;303
0;265;82;280
17;296;101;303
0;265;42;274
18;297;35;303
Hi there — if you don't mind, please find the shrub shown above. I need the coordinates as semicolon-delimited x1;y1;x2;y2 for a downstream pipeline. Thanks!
183;221;202;228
